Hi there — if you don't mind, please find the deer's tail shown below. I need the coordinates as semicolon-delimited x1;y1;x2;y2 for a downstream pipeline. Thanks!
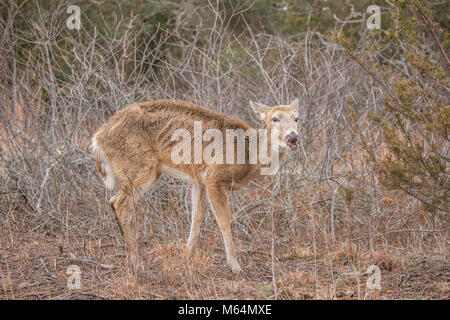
91;137;115;191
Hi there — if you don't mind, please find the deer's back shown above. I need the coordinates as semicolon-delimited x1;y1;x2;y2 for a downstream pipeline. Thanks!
93;99;257;187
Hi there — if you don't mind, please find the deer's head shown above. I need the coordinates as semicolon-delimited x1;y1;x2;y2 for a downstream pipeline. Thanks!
250;99;300;151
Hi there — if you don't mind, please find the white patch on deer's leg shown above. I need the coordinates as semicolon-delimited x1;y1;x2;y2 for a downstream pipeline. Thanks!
187;185;199;251
187;183;206;253
199;170;207;183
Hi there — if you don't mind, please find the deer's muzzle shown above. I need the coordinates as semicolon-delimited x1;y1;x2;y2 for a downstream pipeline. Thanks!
286;132;298;151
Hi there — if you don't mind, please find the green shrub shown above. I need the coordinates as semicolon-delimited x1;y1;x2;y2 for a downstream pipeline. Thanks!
331;0;449;221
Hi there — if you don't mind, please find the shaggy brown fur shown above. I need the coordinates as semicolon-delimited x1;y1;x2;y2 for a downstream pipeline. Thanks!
91;99;299;274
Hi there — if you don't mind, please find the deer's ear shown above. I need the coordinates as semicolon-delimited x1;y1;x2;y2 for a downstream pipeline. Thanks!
290;98;299;112
249;101;270;120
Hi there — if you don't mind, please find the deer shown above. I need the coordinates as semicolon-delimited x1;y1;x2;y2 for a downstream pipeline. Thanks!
91;99;299;274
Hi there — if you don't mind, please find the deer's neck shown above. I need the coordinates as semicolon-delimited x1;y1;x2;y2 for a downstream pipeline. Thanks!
256;125;286;175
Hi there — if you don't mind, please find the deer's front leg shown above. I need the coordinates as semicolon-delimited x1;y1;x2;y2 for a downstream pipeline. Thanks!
206;183;242;274
187;183;207;253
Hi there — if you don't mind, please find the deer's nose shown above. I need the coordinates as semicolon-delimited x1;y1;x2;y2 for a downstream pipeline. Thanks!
286;132;298;143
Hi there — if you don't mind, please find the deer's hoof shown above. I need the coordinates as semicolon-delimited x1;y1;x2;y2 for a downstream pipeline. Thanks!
229;261;242;274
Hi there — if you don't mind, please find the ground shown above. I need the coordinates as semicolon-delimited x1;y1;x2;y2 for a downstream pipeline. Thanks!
1;221;448;300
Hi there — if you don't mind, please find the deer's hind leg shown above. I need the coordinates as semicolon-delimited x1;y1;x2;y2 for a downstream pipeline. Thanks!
109;156;160;275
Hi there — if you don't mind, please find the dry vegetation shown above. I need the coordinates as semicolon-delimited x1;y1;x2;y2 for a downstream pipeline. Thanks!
0;0;448;299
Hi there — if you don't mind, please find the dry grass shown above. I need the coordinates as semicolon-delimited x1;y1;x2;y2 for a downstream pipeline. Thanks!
1;204;448;300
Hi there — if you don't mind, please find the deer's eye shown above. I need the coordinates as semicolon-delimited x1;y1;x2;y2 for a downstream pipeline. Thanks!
294;117;300;122
272;117;279;122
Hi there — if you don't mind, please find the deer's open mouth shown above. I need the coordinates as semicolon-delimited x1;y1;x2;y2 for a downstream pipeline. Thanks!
285;133;298;151
286;138;298;151
287;140;297;151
